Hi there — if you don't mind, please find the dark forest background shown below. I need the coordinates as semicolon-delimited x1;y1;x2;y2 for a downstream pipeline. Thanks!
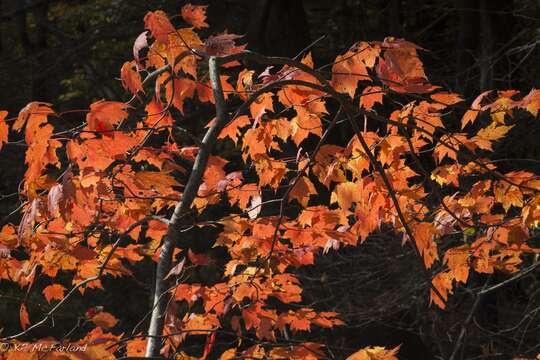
0;1;539;359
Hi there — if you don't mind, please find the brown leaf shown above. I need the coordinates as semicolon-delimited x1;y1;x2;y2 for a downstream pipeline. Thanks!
90;311;119;329
165;257;186;280
202;33;245;57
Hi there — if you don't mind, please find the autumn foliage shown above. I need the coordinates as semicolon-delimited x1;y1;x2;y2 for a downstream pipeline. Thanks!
1;3;540;360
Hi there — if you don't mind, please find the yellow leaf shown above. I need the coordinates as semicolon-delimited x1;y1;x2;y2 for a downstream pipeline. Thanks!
331;182;362;210
347;345;400;360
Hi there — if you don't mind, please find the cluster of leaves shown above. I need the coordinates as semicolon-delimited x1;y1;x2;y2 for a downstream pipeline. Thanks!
0;3;540;359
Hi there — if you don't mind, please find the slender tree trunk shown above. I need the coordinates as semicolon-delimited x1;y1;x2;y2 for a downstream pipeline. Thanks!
145;57;230;357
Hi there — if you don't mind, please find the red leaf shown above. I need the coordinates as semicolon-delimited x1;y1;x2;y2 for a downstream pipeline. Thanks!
202;33;245;57
188;249;210;265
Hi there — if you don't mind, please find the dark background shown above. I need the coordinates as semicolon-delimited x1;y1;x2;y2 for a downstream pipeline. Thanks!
0;1;539;359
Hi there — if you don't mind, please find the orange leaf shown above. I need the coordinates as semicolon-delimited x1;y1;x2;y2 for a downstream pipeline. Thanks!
377;38;437;93
430;272;453;309
90;311;119;329
412;222;439;269
20;303;30;330
0;110;8;150
518;88;540;117
430;92;464;106
126;338;147;357
472;123;513;151
181;3;209;29
250;92;274;123
219;115;251;144
331;182;362;210
289;177;316;207
86;100;130;133
145;97;173;128
359;86;383;110
144;10;175;44
120;61;143;94
43;284;66;304
332;49;370;97
166;77;196;114
461;90;492;129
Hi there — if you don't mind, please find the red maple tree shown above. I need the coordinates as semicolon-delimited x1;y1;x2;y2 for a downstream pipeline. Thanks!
0;3;539;359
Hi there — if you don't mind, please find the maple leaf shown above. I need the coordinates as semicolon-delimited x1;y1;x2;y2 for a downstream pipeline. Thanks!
0;110;7;151
430;92;464;106
434;134;468;163
489;95;514;124
144;97;173;129
219;115;251;144
444;245;469;283
411;222;439;269
202;33;245;57
43;284;66;303
347;345;400;360
90;311;119;329
144;10;175;45
332;48;371;97
126;338;147;357
20;303;30;330
377;38;437;94
517;88;540;117
181;3;209;29
120;61;143;94
196;75;234;104
86;100;130;133
430;272;453;309
360;86;384;110
291;108;323;145
289;177;316;207
166;77;196;114
250;92;274;124
133;31;148;68
247;194;262;219
461;90;492;129
472;123;513;151
331;182;362;210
